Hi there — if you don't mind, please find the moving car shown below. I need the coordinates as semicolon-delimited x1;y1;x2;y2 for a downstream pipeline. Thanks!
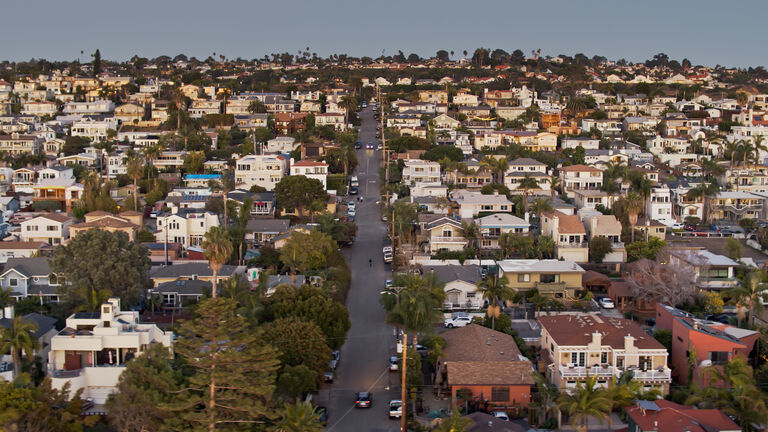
355;392;372;408
389;400;403;419
389;356;399;371
354;141;362;149
376;143;383;150
366;142;374;149
598;297;615;309
444;315;472;328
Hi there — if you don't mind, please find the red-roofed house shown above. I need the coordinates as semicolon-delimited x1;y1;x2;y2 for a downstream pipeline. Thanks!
625;399;739;432
290;159;329;190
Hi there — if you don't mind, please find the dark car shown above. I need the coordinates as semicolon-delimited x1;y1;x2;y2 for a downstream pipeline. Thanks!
316;406;328;425
355;392;372;408
324;371;334;383
354;141;362;149
349;186;358;195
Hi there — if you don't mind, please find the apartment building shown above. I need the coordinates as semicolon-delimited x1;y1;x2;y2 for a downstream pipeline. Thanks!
710;191;764;221
188;100;221;118
539;315;671;394
668;249;739;292
0;133;40;155
21;101;57;117
71;117;119;141
62;100;115;115
234;154;288;191
646;185;673;225
49;298;173;404
402;160;441;184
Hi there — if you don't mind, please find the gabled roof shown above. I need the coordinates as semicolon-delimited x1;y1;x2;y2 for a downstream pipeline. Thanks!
446;361;534;386
2;257;52;278
423;265;481;285
538;315;665;350
0;313;57;339
149;263;238;279
625;400;740;432
560;164;603;173
508;157;546;166
441;324;524;362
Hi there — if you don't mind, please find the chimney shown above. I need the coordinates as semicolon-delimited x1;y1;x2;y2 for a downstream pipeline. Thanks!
693;321;698;330
624;335;635;350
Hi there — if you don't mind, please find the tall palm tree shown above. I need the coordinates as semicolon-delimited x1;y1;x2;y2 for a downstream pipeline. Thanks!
518;174;540;216
623;192;643;242
94;140;115;179
202;227;233;299
724;138;741;169
686;183;720;224
172;88;187;132
753;135;767;165
476;276;514;330
274;401;323;432
529;197;553;220
233;197;253;264
556;375;612;432
208;170;236;228
741;140;756;167
124;152;144;211
480;156;508;184
0;287;14;308
547;175;561;199
0;316;38;377
338;94;358;124
141;143;163;180
460;221;482;264
729;271;767;327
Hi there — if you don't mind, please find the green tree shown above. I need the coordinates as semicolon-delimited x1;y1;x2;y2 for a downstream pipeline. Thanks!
183;151;206;174
622;192;643;242
338;94;358;124
173;298;280;431
208;170;236;228
92;49;101;76
51;230;150;307
276;366;318;402
476;276;514;330
125;152;144;211
702;291;724;315
480;156;508;184
518;174;540;215
460;221;482;262
729;271;767;327
274;401;323;432
626;237;666;261
686;183;720;224
106;344;181;432
247;100;267;114
0;378;97;431
725;237;743;261
263;317;331;377
202;226;233;299
557;375;612;432
267;285;350;350
588;237;613;263
0;316;38;377
274;176;328;222
529;197;553;219
279;230;336;281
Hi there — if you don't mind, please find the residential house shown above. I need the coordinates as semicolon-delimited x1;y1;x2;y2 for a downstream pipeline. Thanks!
584;214;626;263
21;101;57;117
497;259;584;299
438;324;534;409
710;191;764;221
668;249;739;292
233;113;269;131
541;211;589;263
573;190;613;211
114;103;144;123
633;217;668;241
274;112;308;135
234;154;288;191
61;100;114;115
188;100;221;118
671;182;704;221
624;400;740;432
32;178;83;211
561;137;600;150
646;185;673;225
69;213;140;241
71;117;119;141
402;160;441;184
424;216;467;253
0;242;49;264
149;262;239;287
559;165;603;198
246;219;290;245
450;190;513;219
154;210;219;249
0;133;40;154
539;315;671;394
656;304;759;387
264;136;298;154
149;279;211;309
152;151;187;169
227;190;276;216
445;169;493;189
290;160;329;190
20;214;72;245
423;265;483;310
49;298;173;404
0;257;61;302
475;213;530;249
0;311;57;381
418;90;448;104
504;158;550;194
315;113;347;131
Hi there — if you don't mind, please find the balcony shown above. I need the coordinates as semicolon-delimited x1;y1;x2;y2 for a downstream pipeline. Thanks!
611;241;625;249
557;242;588;249
618;367;671;382
559;364;615;378
535;281;567;294
431;236;467;244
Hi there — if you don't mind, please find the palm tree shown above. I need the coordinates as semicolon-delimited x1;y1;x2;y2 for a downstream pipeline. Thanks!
741;140;756;167
0;287;14;309
753;135;767;165
529;197;553;221
435;408;474;432
0;316;38;377
556;375;612;432
518;174;541;216
338;94;358;124
208;170;236;228
547;175;561;199
141;143;163;180
533;372;561;427
172;88;187;132
94;140;115;179
476;276;514;330
729;271;767;327
480;156;508;184
623;192;643;242
274;401;323;432
124;152;144;211
202;227;233;299
232;197;253;264
460;221;482;264
724;138;741;169
686;183;720;224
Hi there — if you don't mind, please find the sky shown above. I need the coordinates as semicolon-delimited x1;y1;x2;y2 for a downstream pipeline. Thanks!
2;0;767;68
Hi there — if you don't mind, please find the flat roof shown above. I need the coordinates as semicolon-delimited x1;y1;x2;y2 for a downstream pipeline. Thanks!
498;259;584;273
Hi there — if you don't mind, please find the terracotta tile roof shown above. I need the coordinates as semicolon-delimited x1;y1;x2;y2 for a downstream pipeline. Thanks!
85;211;112;217
545;211;585;234
119;210;143;216
36;213;72;223
538;315;665;350
71;218;138;229
446;361;534;386
0;241;47;250
441;324;523;362
625;400;740;432
560;164;603;173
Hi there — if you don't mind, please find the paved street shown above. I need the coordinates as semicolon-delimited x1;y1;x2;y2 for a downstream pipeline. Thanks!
325;106;402;431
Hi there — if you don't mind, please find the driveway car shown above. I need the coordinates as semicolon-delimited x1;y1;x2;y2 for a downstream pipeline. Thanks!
599;297;615;309
444;315;472;328
491;411;509;421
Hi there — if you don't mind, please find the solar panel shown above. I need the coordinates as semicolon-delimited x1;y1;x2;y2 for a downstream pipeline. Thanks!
638;400;659;411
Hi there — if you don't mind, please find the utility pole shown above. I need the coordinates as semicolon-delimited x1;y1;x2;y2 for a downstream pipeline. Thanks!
400;332;408;432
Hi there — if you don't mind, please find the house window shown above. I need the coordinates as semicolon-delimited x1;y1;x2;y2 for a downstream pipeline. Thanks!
518;274;530;282
540;274;559;283
442;230;452;237
709;351;729;365
47;225;57;231
601;352;608;364
570;352;585;366
491;387;509;402
9;278;17;287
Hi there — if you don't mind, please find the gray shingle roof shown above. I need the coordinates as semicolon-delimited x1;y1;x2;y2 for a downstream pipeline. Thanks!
246;218;290;233
153;279;212;295
423;265;481;284
149;263;238;279
2;258;51;277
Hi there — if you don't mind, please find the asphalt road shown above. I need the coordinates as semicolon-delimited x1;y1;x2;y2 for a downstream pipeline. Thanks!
325;106;402;432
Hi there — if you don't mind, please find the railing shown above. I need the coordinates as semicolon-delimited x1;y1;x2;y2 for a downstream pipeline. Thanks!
557;242;588;248
52;369;82;378
559;365;615;378
620;368;671;381
611;242;625;249
431;236;467;243
535;282;567;293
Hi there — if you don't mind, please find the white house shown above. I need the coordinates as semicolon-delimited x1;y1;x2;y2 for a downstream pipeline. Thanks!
49;298;173;404
424;265;483;310
71;117;119;141
402;160;441;184
647;184;674;225
505;158;550;194
155;209;220;249
290;160;329;190
234;154;288;191
20;214;72;245
449;190;513;219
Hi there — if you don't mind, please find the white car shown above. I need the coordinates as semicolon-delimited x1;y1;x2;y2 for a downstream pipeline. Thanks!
491;411;509;421
444;316;472;328
389;356;399;371
388;400;402;419
382;246;393;254
383;252;393;263
671;222;685;230
347;201;356;211
599;297;615;309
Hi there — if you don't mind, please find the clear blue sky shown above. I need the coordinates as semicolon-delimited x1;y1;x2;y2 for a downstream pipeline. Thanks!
3;0;766;68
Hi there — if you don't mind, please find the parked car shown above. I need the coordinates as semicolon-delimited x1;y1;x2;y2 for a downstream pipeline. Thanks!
383;252;393;263
377;143;383;150
385;279;393;289
354;141;362;149
324;371;334;383
382;246;393;254
671;222;684;230
329;358;338;371
349;186;358;195
389;356;399;371
388;400;403;419
599;297;615;309
355;392;372;408
444;315;472;328
347;201;356;211
316;406;328;425
491;410;510;421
